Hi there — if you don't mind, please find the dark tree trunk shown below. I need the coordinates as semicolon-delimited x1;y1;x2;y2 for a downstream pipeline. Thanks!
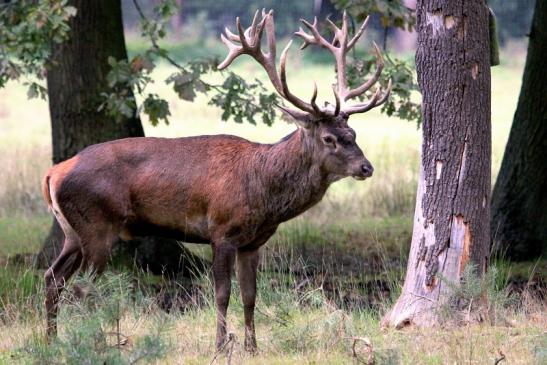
491;0;547;261
383;0;491;327
35;0;204;275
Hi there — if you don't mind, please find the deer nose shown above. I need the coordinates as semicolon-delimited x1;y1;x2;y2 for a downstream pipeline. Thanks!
361;163;374;177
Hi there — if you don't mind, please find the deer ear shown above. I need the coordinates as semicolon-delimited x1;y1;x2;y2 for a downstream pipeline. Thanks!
277;105;314;129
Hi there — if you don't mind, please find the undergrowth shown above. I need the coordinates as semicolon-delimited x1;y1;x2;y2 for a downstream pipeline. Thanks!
20;272;171;365
439;264;517;326
0;249;545;364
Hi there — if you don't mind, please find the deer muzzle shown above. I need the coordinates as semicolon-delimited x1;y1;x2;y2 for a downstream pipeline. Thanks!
352;161;374;180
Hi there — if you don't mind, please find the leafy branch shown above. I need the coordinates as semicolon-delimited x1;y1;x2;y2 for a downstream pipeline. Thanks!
0;0;76;93
332;0;416;31
98;0;281;126
346;53;421;125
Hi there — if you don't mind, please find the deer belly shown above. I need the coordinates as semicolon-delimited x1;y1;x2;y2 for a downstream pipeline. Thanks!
123;215;210;243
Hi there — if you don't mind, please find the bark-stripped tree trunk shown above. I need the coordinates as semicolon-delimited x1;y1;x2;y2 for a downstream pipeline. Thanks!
491;0;547;261
36;0;203;275
383;0;491;327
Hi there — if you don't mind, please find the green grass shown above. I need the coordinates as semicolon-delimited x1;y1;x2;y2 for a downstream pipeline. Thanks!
0;215;50;257
0;264;43;325
0;259;544;364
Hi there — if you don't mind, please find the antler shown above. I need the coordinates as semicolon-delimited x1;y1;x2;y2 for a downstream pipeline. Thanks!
219;10;391;120
295;11;392;116
219;10;325;117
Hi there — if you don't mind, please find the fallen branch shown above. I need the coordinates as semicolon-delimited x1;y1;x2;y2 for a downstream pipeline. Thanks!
494;349;505;365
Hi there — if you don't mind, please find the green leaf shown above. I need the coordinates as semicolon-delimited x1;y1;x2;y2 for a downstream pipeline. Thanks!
27;84;39;99
166;71;198;101
331;0;416;31
26;82;47;100
143;94;171;126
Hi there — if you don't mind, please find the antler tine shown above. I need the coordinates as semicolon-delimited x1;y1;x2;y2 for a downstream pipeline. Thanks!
236;17;251;49
299;17;335;51
311;82;322;114
344;87;381;114
330;11;353;100
340;11;349;49
280;40;315;114
277;104;312;121
247;10;269;49
246;9;260;39
332;85;341;116
224;27;241;42
326;17;341;45
347;16;370;50
263;9;276;58
295;26;316;50
343;42;384;101
344;79;392;115
218;33;244;70
250;16;267;51
377;79;393;104
325;12;352;49
224;11;271;46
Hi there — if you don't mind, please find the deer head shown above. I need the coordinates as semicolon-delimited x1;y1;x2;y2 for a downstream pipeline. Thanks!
218;10;391;181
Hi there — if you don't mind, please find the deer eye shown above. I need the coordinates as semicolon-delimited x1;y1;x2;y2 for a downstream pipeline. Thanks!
322;135;336;147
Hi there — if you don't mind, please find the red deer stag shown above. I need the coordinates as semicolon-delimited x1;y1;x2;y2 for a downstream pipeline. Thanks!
42;10;390;352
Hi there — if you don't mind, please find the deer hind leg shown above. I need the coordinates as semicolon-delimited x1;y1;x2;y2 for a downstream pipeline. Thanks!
236;248;260;353
212;241;237;351
78;222;120;275
45;210;83;338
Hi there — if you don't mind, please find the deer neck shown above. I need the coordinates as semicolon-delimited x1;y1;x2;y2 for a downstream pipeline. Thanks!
256;129;332;222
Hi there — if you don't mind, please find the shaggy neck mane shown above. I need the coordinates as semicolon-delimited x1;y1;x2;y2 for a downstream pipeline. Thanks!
250;128;331;223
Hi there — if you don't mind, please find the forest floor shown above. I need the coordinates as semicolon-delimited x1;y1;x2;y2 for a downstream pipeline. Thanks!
0;231;545;364
1;47;546;364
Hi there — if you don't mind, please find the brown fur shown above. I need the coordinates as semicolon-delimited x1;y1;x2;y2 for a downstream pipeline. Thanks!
43;120;373;351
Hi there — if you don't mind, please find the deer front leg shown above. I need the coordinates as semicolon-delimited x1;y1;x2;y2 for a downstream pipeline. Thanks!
236;248;260;353
212;241;236;351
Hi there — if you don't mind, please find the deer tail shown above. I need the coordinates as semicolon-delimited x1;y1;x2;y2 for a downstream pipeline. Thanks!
41;169;53;210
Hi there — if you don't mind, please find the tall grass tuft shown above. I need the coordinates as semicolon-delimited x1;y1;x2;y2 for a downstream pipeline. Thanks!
20;271;171;365
439;264;519;326
0;263;44;324
0;146;50;217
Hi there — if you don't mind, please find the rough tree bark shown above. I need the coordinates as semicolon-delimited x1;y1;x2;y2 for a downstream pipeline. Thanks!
383;0;491;327
491;0;547;261
35;0;203;275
